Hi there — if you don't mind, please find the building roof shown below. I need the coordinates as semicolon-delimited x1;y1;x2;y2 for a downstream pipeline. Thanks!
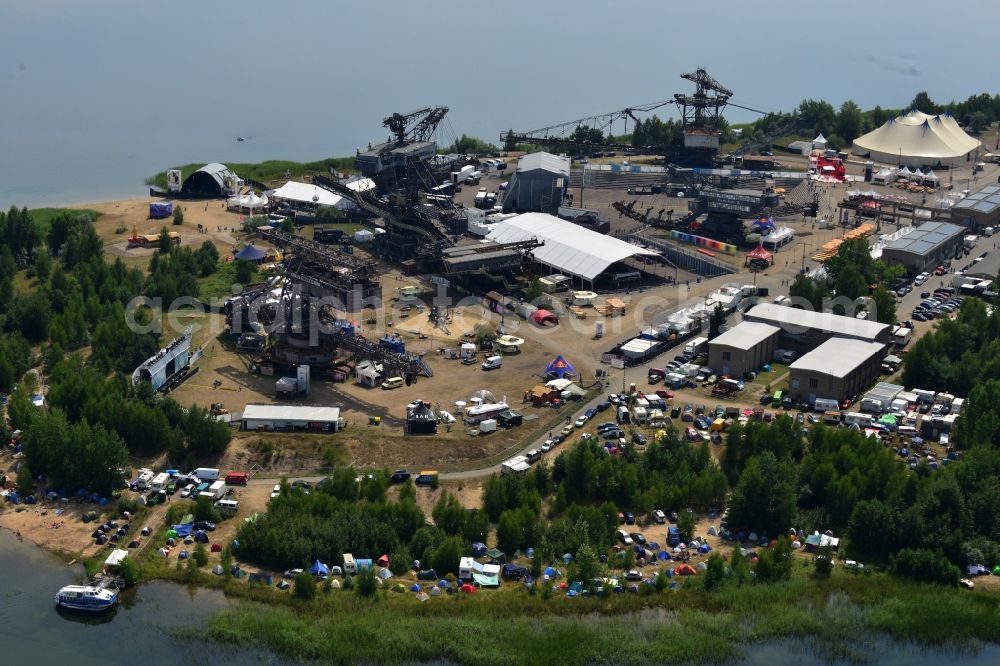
516;152;570;176
953;184;1000;217
241;404;341;422
744;303;889;341
485;213;658;281
965;251;1000;279
271;181;345;208
852;110;980;161
710;322;780;351
883;221;964;257
790;339;886;379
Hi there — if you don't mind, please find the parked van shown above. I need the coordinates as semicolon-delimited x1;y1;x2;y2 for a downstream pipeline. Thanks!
525;449;542;464
381;376;404;390
225;472;249;486
481;356;502;371
814;398;840;413
215;499;239;513
771;390;783;407
617;406;631;424
343;553;357;575
823;410;842;425
191;467;220;482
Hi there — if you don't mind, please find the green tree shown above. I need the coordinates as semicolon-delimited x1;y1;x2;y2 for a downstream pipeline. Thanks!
814;545;834;578
280;217;295;234
431;536;464;576
677;509;696;542
847;499;897;561
118;556;139;587
355;566;378;598
836;100;864;143
16;463;33;493
910;91;939;114
158;227;172;254
497;510;522;555
789;274;824;311
193;542;208;566
574;542;600;583
727;452;797;536
798;99;837;136
294;571;316;600
870;286;897;325
234;259;254;285
892;548;959;585
704;551;728;591
523;277;542;303
172;205;184;226
834;264;867;301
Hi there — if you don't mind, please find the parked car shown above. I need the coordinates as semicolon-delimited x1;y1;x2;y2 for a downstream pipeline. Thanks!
390;470;411;484
632;432;648;445
652;509;666;524
616;530;634;545
270;484;281;498
282;568;304;579
194;520;216;531
760;394;772;405
629;532;646;545
179;483;195;499
575;416;588;428
624;570;643;582
609;394;621;405
624;512;635;525
541;439;555;452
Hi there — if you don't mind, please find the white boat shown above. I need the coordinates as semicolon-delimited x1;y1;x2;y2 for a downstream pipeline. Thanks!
54;585;118;612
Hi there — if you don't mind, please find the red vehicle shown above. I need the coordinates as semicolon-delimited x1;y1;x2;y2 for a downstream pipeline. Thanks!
934;265;946;276
225;472;249;486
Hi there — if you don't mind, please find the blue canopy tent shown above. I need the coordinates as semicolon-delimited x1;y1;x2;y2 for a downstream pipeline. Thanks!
544;355;576;379
172;523;194;538
310;560;329;577
471;542;488;557
234;244;267;263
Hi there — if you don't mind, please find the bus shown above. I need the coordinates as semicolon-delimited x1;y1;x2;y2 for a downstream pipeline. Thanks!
771;390;783;408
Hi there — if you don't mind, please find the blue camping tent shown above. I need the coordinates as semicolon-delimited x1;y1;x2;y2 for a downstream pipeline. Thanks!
544;355;576;378
471;542;487;557
234;244;267;262
310;560;329;576
543;566;561;578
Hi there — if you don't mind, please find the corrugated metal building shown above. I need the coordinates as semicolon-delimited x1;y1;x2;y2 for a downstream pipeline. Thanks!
880;221;965;275
708;322;780;378
788;339;886;402
501;152;570;214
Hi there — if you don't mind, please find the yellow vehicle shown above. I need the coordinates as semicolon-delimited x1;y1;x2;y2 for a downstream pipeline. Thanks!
381;377;404;390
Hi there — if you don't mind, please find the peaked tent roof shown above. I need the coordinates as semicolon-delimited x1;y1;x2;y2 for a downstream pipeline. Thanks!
852;110;980;164
747;243;772;261
545;355;576;378
235;244;267;261
485;213;658;281
515;152;570;176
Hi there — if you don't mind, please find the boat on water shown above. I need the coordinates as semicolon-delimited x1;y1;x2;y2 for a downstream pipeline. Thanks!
54;585;118;612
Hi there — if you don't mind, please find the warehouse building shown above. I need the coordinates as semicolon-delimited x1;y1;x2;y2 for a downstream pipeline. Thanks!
879;221;965;275
708;322;780;378
501;152;570;215
743;303;890;352
950;184;1000;231
788;338;886;403
242;404;345;432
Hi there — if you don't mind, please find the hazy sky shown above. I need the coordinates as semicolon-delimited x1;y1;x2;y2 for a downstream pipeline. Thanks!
2;0;998;206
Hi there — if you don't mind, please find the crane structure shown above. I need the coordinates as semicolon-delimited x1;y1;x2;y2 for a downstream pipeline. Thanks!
503;68;770;166
383;106;450;145
356;106;452;195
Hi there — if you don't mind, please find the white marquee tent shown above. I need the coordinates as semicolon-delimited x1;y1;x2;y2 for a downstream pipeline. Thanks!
852;110;980;167
226;191;269;213
485;213;658;285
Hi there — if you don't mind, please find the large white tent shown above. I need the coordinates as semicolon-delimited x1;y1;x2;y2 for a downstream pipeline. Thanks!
852;110;980;167
485;212;658;285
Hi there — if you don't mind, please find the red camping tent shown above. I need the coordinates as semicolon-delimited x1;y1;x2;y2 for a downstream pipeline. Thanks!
377;554;390;567
673;564;697;576
531;309;559;326
460;583;477;594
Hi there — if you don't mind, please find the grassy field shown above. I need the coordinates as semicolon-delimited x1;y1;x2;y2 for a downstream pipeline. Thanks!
203;568;1000;665
28;207;103;233
147;157;357;190
198;261;265;301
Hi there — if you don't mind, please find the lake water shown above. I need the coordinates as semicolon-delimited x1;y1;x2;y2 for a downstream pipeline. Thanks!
0;530;275;664
1;529;997;665
2;1;999;208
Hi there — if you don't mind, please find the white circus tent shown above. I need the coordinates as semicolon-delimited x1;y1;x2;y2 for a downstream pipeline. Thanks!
852;110;980;168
